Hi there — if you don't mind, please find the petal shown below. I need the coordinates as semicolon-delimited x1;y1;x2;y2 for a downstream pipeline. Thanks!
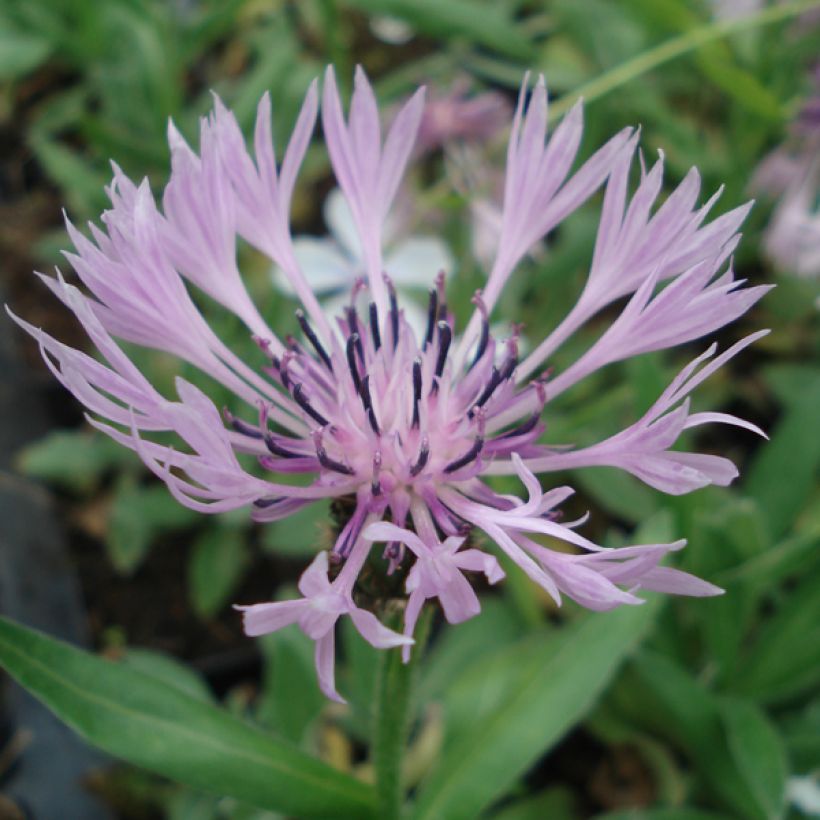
438;573;481;624
349;606;413;648
454;548;505;585
236;599;304;636
315;630;345;703
298;551;332;597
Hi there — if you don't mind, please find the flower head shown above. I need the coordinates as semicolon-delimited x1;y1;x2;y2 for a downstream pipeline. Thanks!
10;67;768;698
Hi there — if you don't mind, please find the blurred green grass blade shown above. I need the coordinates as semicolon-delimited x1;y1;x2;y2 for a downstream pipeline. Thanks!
746;377;820;540
549;0;820;121
730;565;820;705
594;811;727;820
718;698;788;820
490;786;575;820
0;616;376;818
257;627;324;745
625;0;783;119
16;430;136;493
623;653;786;819
410;602;659;820
342;0;534;59
0;25;52;79
188;525;249;618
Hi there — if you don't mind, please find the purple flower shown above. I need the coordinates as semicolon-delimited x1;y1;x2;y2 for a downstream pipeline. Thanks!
9;67;768;698
753;68;820;283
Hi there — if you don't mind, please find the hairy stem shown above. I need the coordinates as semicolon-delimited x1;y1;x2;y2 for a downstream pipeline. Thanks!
373;606;433;820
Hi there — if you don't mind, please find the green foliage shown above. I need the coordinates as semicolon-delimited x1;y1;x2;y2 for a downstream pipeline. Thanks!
4;0;819;816
0;617;376;818
411;603;659;820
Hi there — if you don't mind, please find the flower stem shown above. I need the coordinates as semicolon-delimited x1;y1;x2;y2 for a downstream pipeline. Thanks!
373;607;432;820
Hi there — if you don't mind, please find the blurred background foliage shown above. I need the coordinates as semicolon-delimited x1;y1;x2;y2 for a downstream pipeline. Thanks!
1;0;819;818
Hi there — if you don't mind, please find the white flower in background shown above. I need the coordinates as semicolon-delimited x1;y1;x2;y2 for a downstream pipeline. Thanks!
275;188;454;337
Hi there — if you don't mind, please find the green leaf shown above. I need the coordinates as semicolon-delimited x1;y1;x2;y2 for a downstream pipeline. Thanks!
574;467;659;525
342;0;534;59
615;653;784;819
746;378;820;540
0;616;375;818
594;810;726;820
0;26;52;78
490;787;575;819
730;566;820;705
108;480;198;575
16;430;136;493
256;626;324;746
410;602;659;820
122;648;215;705
261;501;331;557
718;698;787;820
188;526;249;619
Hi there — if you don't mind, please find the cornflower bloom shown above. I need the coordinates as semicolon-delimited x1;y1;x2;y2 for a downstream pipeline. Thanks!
10;68;769;701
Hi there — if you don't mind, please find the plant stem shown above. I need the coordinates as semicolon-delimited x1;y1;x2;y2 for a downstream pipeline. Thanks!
549;0;820;122
373;607;432;820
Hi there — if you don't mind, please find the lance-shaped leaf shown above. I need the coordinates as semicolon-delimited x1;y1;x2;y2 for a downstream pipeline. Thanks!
0;616;375;818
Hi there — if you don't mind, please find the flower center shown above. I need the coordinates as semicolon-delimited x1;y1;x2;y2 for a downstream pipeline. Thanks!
230;276;547;519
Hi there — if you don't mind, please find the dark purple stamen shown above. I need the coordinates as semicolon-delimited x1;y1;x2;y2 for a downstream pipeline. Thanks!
387;280;399;349
434;321;452;377
497;412;540;439
369;302;381;351
316;444;355;475
469;316;490;372
278;359;292;390
292;383;330;426
412;358;422;427
444;436;484;473
253;496;285;509
423;288;438;350
361;375;380;434
499;353;518;382
346;333;362;394
469;367;503;417
224;409;263;439
410;437;430;477
264;433;301;458
295;309;333;371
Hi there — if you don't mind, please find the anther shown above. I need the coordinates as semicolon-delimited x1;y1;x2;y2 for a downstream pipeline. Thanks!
292;383;330;426
346;333;362;394
497;413;540;439
369;301;381;351
423;288;438;351
410;436;430;477
295;309;333;371
223;408;263;439
412;358;422;428
443;436;484;473
469;367;503;416
313;429;355;475
434;321;452;378
253;497;285;509
361;375;380;434
468;292;490;371
371;452;382;496
264;433;302;458
499;353;518;382
385;275;399;350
